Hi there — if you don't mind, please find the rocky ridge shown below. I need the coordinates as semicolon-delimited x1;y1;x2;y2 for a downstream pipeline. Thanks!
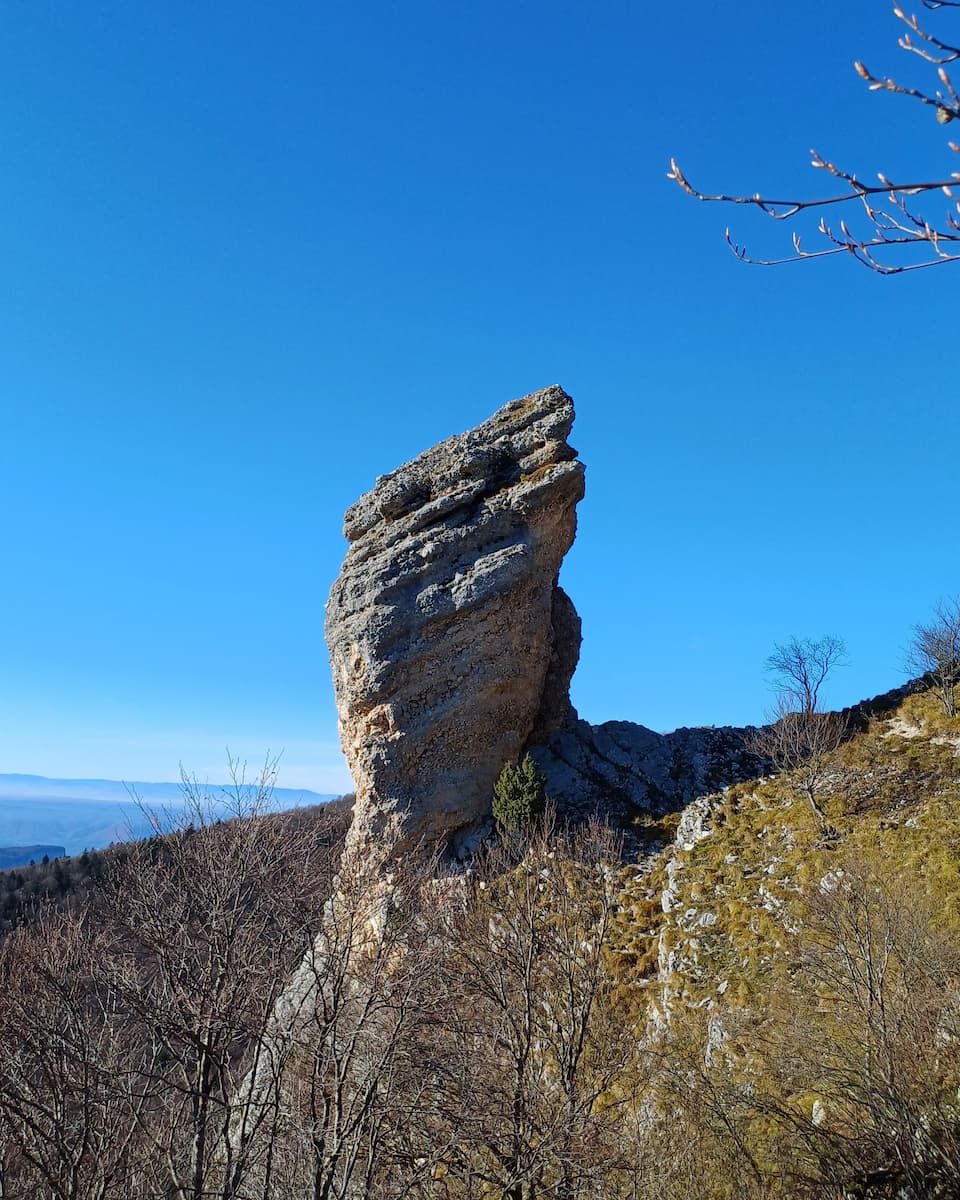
611;682;960;1030
533;720;762;835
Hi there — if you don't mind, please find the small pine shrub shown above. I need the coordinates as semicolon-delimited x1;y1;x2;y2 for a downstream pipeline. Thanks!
492;754;546;832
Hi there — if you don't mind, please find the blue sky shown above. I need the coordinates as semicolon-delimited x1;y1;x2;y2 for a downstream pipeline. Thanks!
1;1;957;792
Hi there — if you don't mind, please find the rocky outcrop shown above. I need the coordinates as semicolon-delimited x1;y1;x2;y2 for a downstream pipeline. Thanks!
326;386;585;855
327;384;767;858
532;720;763;835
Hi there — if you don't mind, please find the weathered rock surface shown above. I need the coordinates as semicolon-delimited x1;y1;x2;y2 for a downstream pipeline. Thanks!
326;385;585;854
532;720;763;839
327;384;769;857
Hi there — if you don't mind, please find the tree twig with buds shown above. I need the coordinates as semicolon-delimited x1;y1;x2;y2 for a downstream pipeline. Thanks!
669;4;960;273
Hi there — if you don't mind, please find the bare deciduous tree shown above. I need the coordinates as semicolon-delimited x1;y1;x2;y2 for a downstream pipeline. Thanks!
765;635;846;715
905;596;960;716
101;760;341;1200
240;822;449;1200
647;852;960;1199
418;814;640;1200
0;758;347;1200
0;911;150;1200
758;858;960;1196
669;3;960;274
750;636;847;827
751;697;849;828
0;767;656;1200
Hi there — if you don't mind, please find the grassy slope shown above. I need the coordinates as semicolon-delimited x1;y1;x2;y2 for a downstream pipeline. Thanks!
613;685;960;1018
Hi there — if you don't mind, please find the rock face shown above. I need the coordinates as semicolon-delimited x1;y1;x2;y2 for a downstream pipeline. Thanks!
326;386;585;854
327;384;767;858
531;720;763;838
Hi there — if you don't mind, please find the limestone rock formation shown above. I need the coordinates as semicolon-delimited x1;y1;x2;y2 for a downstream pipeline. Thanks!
327;384;772;858
326;385;585;854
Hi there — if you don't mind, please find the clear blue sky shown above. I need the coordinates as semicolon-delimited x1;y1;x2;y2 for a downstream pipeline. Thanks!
1;1;957;792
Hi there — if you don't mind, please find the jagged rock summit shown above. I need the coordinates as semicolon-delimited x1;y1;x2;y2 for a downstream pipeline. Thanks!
326;385;585;854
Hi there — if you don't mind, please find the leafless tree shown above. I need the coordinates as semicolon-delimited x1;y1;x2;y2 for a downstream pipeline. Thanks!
0;765;655;1200
754;858;960;1196
0;910;153;1200
115;763;348;1195
905;596;960;715
648;852;960;1198
0;757;348;1200
99;759;342;1200
238;821;450;1200
765;635;846;715
669;3;960;273
750;637;847;827
751;697;849;828
415;813;641;1200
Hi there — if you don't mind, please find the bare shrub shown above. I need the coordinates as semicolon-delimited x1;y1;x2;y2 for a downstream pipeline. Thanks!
906;597;960;716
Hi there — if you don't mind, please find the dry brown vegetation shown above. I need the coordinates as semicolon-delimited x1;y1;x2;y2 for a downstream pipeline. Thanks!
2;686;960;1198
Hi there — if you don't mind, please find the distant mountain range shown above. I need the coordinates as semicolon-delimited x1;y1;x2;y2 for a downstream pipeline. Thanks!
0;774;338;856
0;845;67;870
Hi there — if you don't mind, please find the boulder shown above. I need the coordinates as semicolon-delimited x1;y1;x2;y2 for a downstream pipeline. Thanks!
325;385;585;854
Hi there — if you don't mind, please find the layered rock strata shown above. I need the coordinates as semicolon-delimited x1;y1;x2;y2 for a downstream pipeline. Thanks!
327;384;768;857
326;385;585;854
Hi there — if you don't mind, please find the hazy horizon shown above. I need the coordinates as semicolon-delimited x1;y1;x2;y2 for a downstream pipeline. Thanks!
0;772;338;856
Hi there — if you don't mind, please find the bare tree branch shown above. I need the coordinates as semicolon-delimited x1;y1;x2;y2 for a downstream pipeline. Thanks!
904;597;960;716
749;698;849;828
765;635;846;715
669;4;960;272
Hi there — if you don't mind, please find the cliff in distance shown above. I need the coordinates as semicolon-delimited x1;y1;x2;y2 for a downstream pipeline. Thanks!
326;386;764;856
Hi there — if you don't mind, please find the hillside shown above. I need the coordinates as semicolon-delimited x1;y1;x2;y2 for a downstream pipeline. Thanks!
0;797;353;934
1;686;958;1199
0;845;65;870
616;685;960;1008
609;682;960;1196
